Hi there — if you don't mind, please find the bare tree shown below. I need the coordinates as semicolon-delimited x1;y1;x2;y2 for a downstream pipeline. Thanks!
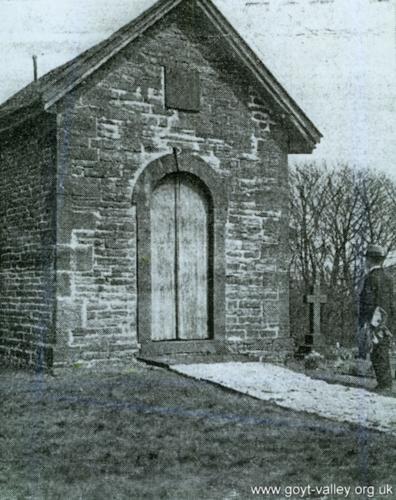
289;162;396;346
358;168;396;253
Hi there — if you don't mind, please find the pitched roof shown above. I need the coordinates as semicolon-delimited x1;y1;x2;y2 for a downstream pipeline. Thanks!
0;0;322;152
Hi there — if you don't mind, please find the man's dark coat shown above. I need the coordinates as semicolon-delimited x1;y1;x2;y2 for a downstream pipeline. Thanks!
359;266;394;386
359;267;394;328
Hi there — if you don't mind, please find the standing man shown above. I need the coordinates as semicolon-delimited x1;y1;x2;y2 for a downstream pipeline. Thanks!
359;244;394;390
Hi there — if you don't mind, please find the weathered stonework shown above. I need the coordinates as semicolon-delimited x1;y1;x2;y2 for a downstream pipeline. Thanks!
0;115;57;368
0;0;320;368
50;11;291;366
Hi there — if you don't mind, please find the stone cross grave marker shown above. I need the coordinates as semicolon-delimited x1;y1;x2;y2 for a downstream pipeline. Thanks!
304;279;327;350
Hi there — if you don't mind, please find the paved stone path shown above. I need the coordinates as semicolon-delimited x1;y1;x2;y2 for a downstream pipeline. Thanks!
172;362;396;435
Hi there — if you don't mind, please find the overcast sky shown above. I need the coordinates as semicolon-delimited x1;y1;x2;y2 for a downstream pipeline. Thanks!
0;0;395;177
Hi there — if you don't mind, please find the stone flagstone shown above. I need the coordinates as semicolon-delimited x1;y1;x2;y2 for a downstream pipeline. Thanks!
171;362;396;435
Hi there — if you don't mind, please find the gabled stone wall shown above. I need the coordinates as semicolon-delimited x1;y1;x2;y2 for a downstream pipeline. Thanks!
53;6;291;366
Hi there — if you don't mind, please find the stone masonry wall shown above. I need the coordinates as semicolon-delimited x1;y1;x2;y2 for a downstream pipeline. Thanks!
0;114;57;368
53;5;291;365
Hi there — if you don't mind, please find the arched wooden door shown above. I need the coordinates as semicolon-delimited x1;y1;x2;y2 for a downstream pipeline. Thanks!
150;173;211;341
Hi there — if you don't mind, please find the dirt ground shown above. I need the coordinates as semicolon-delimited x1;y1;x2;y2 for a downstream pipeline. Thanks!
1;363;395;500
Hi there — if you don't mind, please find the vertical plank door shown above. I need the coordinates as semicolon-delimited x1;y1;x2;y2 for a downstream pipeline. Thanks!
150;173;209;341
151;178;177;340
178;176;209;340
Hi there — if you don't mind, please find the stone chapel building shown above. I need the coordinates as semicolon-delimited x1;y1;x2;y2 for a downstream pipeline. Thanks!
0;0;321;368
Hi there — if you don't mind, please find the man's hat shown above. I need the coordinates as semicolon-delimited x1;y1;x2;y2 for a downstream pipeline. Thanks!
366;244;385;258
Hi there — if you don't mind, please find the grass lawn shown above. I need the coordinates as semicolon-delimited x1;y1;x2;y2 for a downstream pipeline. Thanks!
0;363;395;499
